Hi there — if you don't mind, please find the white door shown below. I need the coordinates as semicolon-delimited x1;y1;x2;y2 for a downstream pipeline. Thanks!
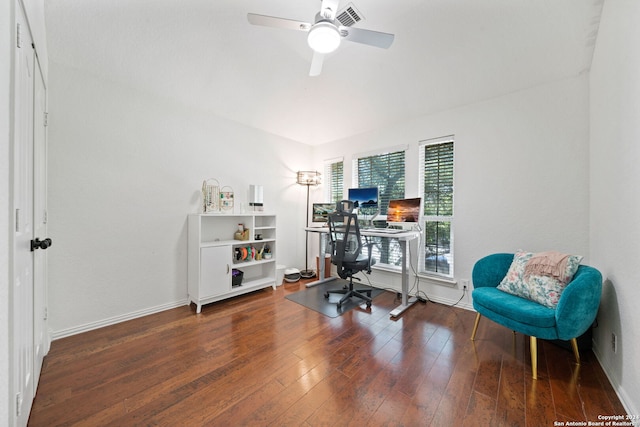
13;6;35;425
32;52;50;386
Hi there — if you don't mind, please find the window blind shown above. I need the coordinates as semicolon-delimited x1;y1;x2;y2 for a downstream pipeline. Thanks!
324;159;343;203
422;142;454;216
353;150;405;215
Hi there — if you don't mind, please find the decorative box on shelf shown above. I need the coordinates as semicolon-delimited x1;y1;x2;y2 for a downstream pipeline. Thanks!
234;228;250;241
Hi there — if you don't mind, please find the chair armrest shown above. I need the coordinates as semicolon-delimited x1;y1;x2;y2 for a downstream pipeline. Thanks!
555;265;602;340
471;253;514;288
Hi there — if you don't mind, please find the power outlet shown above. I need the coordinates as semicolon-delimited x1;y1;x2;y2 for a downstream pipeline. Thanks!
611;332;617;353
461;279;469;290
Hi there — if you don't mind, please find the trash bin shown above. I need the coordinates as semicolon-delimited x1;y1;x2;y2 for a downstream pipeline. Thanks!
275;265;286;286
316;254;332;278
232;269;243;287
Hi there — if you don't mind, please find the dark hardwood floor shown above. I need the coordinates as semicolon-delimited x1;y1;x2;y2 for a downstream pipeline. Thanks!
29;280;625;426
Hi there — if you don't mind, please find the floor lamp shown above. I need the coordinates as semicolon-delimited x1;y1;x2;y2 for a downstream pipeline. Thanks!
297;171;321;278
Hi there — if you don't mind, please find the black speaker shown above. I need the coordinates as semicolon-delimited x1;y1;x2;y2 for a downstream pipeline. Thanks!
249;184;263;210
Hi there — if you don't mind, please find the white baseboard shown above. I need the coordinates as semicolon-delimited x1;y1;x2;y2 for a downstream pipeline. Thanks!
50;299;189;340
592;345;639;423
370;279;474;311
418;294;474;311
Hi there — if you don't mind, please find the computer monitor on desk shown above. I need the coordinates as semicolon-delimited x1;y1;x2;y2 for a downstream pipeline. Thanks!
312;203;336;224
348;187;379;226
386;198;421;228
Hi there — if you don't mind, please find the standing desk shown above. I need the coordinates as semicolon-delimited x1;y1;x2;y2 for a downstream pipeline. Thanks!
304;227;420;318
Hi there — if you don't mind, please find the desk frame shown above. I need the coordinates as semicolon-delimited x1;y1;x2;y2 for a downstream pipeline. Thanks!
304;227;419;318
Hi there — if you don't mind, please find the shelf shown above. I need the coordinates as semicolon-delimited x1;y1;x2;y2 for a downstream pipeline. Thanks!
231;276;275;290
232;258;275;267
233;239;274;246
199;212;274;217
201;238;275;248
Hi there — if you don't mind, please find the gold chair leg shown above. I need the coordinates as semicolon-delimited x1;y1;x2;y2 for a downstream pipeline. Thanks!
570;338;581;365
530;336;538;380
471;312;481;340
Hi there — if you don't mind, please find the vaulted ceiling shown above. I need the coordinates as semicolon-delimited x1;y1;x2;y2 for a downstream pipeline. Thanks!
45;0;603;145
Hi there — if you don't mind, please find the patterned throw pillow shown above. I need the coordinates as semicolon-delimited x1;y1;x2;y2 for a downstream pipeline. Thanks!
497;251;583;308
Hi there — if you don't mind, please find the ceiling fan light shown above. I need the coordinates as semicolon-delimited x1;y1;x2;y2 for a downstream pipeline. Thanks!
307;22;341;54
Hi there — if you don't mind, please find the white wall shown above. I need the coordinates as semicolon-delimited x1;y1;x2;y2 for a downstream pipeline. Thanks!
590;0;640;416
313;76;591;308
47;61;312;336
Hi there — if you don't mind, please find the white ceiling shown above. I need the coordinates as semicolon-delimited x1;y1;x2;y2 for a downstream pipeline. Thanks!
44;0;604;145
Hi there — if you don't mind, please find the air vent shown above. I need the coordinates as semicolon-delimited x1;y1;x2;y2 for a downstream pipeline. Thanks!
336;3;364;27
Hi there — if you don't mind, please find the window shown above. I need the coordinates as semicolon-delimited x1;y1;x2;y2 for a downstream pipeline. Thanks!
352;150;405;215
419;137;454;277
352;148;406;266
324;158;343;203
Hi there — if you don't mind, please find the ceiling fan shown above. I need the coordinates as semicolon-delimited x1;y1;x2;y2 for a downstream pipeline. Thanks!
247;0;394;76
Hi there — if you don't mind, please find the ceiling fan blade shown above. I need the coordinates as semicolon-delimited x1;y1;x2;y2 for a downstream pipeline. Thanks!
320;0;340;20
247;13;311;32
309;52;325;77
341;27;395;49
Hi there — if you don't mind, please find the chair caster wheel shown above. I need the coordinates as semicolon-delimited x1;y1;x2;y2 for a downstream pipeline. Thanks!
324;292;329;298
366;302;372;308
337;302;342;309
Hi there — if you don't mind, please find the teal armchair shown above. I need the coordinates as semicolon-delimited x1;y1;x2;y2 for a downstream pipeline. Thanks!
470;253;602;379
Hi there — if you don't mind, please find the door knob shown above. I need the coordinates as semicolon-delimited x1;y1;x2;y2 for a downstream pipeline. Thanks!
31;238;52;251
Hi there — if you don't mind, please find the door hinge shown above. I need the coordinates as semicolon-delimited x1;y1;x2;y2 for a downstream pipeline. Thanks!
44;210;48;225
16;392;22;416
16;23;22;48
15;208;20;232
44;307;48;321
44;112;49;127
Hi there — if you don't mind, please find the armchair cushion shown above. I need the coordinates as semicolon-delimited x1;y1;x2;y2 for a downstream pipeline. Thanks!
497;250;583;308
473;288;558;339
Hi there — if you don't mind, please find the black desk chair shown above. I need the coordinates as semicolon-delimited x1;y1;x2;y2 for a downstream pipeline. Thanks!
325;200;376;309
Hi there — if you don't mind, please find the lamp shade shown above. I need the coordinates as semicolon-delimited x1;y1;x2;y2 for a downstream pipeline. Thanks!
307;22;341;54
297;171;321;186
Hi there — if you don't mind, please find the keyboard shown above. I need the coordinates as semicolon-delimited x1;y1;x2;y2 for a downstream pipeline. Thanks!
367;228;403;234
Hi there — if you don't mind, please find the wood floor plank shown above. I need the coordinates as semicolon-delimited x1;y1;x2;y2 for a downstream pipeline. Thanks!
525;371;558;427
28;283;627;426
362;389;411;427
437;332;480;421
462;390;497;426
398;355;453;425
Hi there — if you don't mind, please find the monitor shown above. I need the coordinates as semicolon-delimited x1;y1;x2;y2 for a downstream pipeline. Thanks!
347;187;379;211
387;198;422;223
312;203;336;223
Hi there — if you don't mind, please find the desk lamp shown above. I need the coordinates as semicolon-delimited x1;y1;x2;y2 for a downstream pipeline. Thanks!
297;171;321;278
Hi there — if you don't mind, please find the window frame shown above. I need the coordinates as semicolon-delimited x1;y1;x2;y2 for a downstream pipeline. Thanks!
323;157;344;204
352;146;407;268
418;136;455;278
